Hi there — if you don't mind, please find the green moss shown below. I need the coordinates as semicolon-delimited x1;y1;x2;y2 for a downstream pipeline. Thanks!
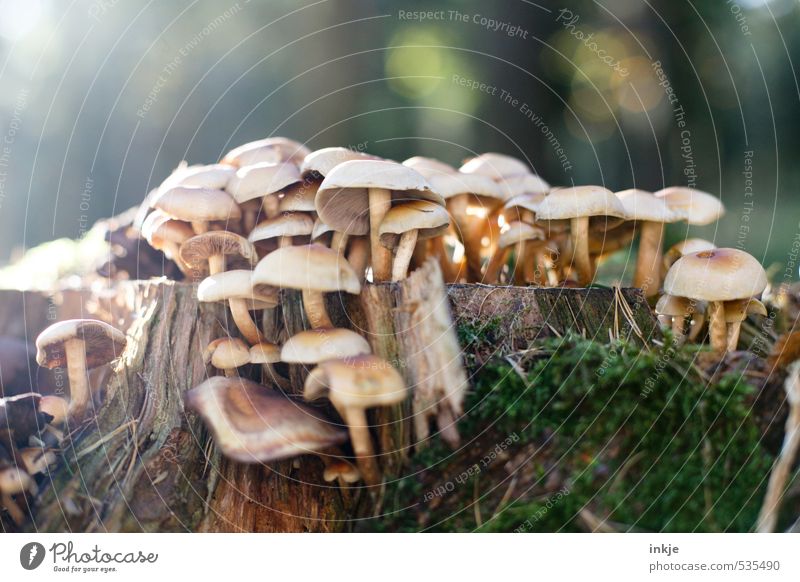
377;332;774;532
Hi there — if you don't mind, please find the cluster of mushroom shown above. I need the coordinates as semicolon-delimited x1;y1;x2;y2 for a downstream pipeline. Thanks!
1;319;126;524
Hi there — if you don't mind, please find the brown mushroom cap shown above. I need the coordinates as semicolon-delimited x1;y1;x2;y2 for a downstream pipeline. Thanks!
316;160;443;235
302;147;382;178
226;162;302;204
535;186;626;220
303;354;407;409
655;294;695;317
663;248;768;302
724;298;768;323
180;231;258;273
252;244;361;294
197;270;279;307
247;213;315;243
203;338;251;369
379;200;451;248
281;328;371;364
616;189;680;223
459;152;530;180
279;181;319;213
654;187;725;225
222;137;311;167
184;376;347;464
36;319;126;369
153;186;241;222
249;342;282;364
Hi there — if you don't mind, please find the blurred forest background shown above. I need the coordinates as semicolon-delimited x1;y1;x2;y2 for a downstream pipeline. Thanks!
0;0;798;278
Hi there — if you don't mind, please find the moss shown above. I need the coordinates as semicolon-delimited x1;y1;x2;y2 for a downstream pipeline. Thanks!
376;332;774;532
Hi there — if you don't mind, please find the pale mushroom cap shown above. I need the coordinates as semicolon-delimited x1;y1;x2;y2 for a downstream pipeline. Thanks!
497;173;550;199
197;269;278;306
724;298;768;323
654;294;695;317
226;162;302;204
281;328;372;364
668;238;717;257
252;244;361;294
534;185;626;220
180;231;258;272
153;186;241;222
184;376;347;464
503;192;547;217
302;147;382;178
19;448;57;476
379;200;451;247
316;160;443;235
459;152;530;180
161;163;236;191
402;156;457;179
428;172;501;200
654;187;725;225
222;137;311;167
204;337;251;369
498;221;545;249
279;181;319;212
323;459;361;483
616;189;680;223
141;210;195;249
0;466;33;495
663;248;768;302
249;342;282;364
303;354;407;409
248;213;315;243
39;395;69;426
36;319;126;369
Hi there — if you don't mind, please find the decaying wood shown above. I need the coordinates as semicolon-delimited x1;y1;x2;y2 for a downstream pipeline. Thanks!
1;268;659;532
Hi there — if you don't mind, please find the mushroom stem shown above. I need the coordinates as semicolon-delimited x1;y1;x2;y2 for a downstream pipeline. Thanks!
727;321;743;352
223;368;238;378
228;298;263;345
634;221;665;297
689;309;706;342
391;229;419;282
512;240;526;285
484;246;511;284
302;289;333;329
671;315;686;345
64;338;91;421
343;407;381;486
331;231;349;255
431;236;459;283
570;216;592;286
278;236;293;248
708;301;728;352
450;195;486;282
263;195;280;219
208;253;225;275
369;187;393;281
191;221;209;235
346;236;370;284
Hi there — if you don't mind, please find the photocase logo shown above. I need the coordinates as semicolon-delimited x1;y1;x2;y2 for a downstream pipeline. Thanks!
19;542;46;570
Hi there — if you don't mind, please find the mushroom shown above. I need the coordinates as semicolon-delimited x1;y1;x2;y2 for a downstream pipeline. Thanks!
304;354;407;486
35;320;126;421
663;238;716;273
616;189;680;297
226;161;302;225
316;160;442;281
248;341;289;389
159;162;236;192
302;147;382;180
203;337;251;377
153;186;241;235
248;213;314;249
0;463;34;525
655;294;703;344
484;222;546;284
140;209;194;272
184;376;347;464
281;328;371;364
252;244;361;329
535;186;626;286
379;200;450;281
654;187;725;226
459;152;531;181
19;447;57;476
197;269;278;344
222;137;311;167
180;231;258;276
724;297;768;352
663;248;768;353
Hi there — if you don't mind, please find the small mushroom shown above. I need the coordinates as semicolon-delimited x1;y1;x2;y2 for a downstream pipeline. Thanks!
459;152;531;181
654;187;725;225
252;244;361;329
197;269;278;344
535;186;626;286
302;147;382;180
180;231;258;276
140;209;194;272
663;248;767;353
153;186;241;235
203;338;251;377
36;320;126;421
222;137;311;167
655;294;702;344
184;376;347;464
484;222;546;284
19;447;57;476
663;238;716;273
379;200;450;281
304;354;407;486
281;328;371;364
724;298;768;352
316;160;442;281
248;341;290;390
248;213;314;249
226;161;302;224
616;189;680;297
159;162;236;192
